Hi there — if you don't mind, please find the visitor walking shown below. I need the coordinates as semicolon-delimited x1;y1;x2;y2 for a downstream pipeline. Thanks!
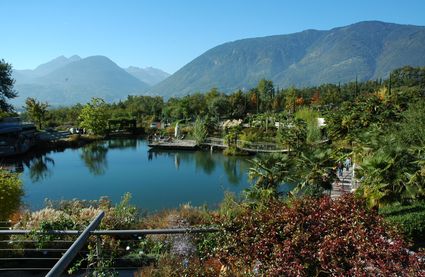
344;157;351;171
337;161;343;177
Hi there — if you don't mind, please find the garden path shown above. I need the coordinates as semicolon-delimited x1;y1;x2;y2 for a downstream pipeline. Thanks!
331;166;354;199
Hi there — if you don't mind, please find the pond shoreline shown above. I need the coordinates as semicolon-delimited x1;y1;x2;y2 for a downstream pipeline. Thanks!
2;138;252;212
34;133;144;154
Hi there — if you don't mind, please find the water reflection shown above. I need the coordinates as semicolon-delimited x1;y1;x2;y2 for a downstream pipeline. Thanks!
1;141;251;186
223;158;245;185
148;149;251;185
1;140;149;180
1;140;253;211
0;150;56;182
175;153;180;170
106;139;137;149
28;156;55;182
80;142;108;175
194;151;216;175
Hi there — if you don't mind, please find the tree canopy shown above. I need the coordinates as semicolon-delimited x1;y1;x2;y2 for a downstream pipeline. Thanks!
24;97;49;130
0;59;17;113
78;98;108;135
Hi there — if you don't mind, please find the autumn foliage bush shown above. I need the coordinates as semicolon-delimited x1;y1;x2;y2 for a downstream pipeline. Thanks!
215;194;425;276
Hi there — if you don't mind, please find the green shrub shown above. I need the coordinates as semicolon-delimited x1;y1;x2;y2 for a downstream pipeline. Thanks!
239;127;276;143
223;146;248;156
0;170;23;220
14;193;140;275
239;128;259;142
379;202;425;244
192;117;208;144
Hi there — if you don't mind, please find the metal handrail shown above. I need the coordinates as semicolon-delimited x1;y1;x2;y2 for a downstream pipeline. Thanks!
46;211;104;277
0;227;220;236
1;210;220;275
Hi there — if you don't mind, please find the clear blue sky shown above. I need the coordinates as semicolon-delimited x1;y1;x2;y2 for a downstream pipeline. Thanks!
1;0;425;73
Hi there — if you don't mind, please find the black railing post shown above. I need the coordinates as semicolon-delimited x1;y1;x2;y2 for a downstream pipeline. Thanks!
46;211;104;277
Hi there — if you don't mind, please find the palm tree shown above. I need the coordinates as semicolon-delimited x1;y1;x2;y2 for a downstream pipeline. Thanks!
291;147;337;196
355;129;425;207
248;153;293;194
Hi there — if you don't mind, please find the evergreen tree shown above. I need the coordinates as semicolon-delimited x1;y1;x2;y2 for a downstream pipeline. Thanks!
0;59;18;113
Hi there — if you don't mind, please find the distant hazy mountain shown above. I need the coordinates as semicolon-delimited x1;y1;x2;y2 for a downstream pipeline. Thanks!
149;21;425;97
12;56;151;106
125;66;170;86
13;55;82;84
34;55;82;76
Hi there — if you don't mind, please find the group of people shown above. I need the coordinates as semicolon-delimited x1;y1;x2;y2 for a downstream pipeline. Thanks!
336;157;351;177
69;127;86;134
150;133;173;142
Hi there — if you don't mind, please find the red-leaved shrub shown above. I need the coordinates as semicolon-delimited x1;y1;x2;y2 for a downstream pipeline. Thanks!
216;194;425;276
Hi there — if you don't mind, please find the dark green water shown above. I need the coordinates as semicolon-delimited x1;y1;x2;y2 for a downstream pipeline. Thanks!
2;139;252;211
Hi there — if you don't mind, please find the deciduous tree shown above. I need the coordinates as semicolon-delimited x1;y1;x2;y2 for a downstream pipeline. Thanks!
24;97;49;130
78;98;109;135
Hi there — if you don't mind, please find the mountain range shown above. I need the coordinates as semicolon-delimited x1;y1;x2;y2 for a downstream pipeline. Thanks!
12;56;169;106
148;21;425;97
11;21;425;106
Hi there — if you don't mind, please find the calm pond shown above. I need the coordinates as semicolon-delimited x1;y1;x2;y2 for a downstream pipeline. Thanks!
2;139;253;211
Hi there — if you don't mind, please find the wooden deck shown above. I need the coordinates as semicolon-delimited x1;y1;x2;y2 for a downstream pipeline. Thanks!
201;137;288;153
148;139;198;150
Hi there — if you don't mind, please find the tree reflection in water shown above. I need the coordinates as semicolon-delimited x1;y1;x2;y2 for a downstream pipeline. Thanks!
194;151;216;174
80;142;109;175
0;150;56;183
107;139;137;150
223;157;245;185
28;156;55;182
149;150;217;174
148;149;250;185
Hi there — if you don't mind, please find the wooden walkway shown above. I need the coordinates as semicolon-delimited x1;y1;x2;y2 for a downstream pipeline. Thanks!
36;131;70;142
236;140;288;153
203;138;227;148
148;139;197;150
202;137;288;154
